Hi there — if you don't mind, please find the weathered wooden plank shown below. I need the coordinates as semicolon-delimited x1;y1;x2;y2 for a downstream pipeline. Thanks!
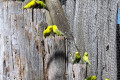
44;36;66;80
72;64;86;80
10;14;25;80
1;1;23;80
65;0;75;30
0;1;48;80
0;0;119;80
0;1;4;80
63;0;118;80
45;0;73;39
23;9;46;80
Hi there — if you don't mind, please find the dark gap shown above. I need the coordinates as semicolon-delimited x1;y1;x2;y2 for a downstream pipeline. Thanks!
43;54;45;80
116;24;120;80
96;36;98;76
85;65;87;78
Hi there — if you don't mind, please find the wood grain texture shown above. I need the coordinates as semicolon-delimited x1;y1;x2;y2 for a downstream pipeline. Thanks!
0;1;49;80
63;0;118;80
0;1;4;80
44;36;66;80
45;0;73;39
0;0;120;80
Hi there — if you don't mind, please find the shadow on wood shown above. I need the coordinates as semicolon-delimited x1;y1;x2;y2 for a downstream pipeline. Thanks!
47;50;66;80
47;50;67;70
44;36;67;80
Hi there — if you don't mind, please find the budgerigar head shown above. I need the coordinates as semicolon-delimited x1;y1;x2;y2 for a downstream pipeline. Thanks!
84;52;88;56
48;26;53;31
105;78;109;80
75;52;80;56
91;76;97;80
53;25;58;29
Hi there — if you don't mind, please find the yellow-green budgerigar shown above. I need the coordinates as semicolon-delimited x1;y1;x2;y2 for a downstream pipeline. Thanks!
43;26;53;38
36;1;46;8
53;25;64;36
22;0;37;9
73;52;81;64
105;78;109;80
23;0;46;9
84;76;97;80
83;52;91;66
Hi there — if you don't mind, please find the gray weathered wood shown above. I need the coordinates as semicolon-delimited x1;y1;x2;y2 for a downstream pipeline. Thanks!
0;1;4;80
63;0;118;80
45;0;73;39
44;36;66;80
0;1;49;80
0;0;120;80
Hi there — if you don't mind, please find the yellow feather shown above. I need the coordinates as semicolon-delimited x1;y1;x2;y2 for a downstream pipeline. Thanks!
23;0;36;9
53;25;64;36
43;26;53;38
36;1;46;8
83;52;91;66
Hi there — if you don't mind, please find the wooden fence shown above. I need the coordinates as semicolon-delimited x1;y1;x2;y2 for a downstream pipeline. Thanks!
0;0;119;80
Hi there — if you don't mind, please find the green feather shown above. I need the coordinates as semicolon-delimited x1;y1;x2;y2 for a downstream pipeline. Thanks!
73;52;81;64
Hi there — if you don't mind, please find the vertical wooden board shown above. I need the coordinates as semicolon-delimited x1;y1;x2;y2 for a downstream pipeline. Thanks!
95;0;117;80
2;1;23;80
24;9;37;80
0;1;4;80
23;9;45;80
10;14;25;80
33;9;46;80
106;1;117;80
65;0;75;30
45;0;73;39
70;0;88;80
72;64;86;80
3;2;12;80
67;63;73;80
84;0;99;77
61;0;118;80
24;9;32;34
44;36;66;80
73;0;86;56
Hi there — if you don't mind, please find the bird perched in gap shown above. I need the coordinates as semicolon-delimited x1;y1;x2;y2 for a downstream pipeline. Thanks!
22;0;37;9
105;78;109;80
43;26;53;38
53;25;65;36
84;76;97;80
83;52;91;66
22;0;46;9
73;52;81;64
